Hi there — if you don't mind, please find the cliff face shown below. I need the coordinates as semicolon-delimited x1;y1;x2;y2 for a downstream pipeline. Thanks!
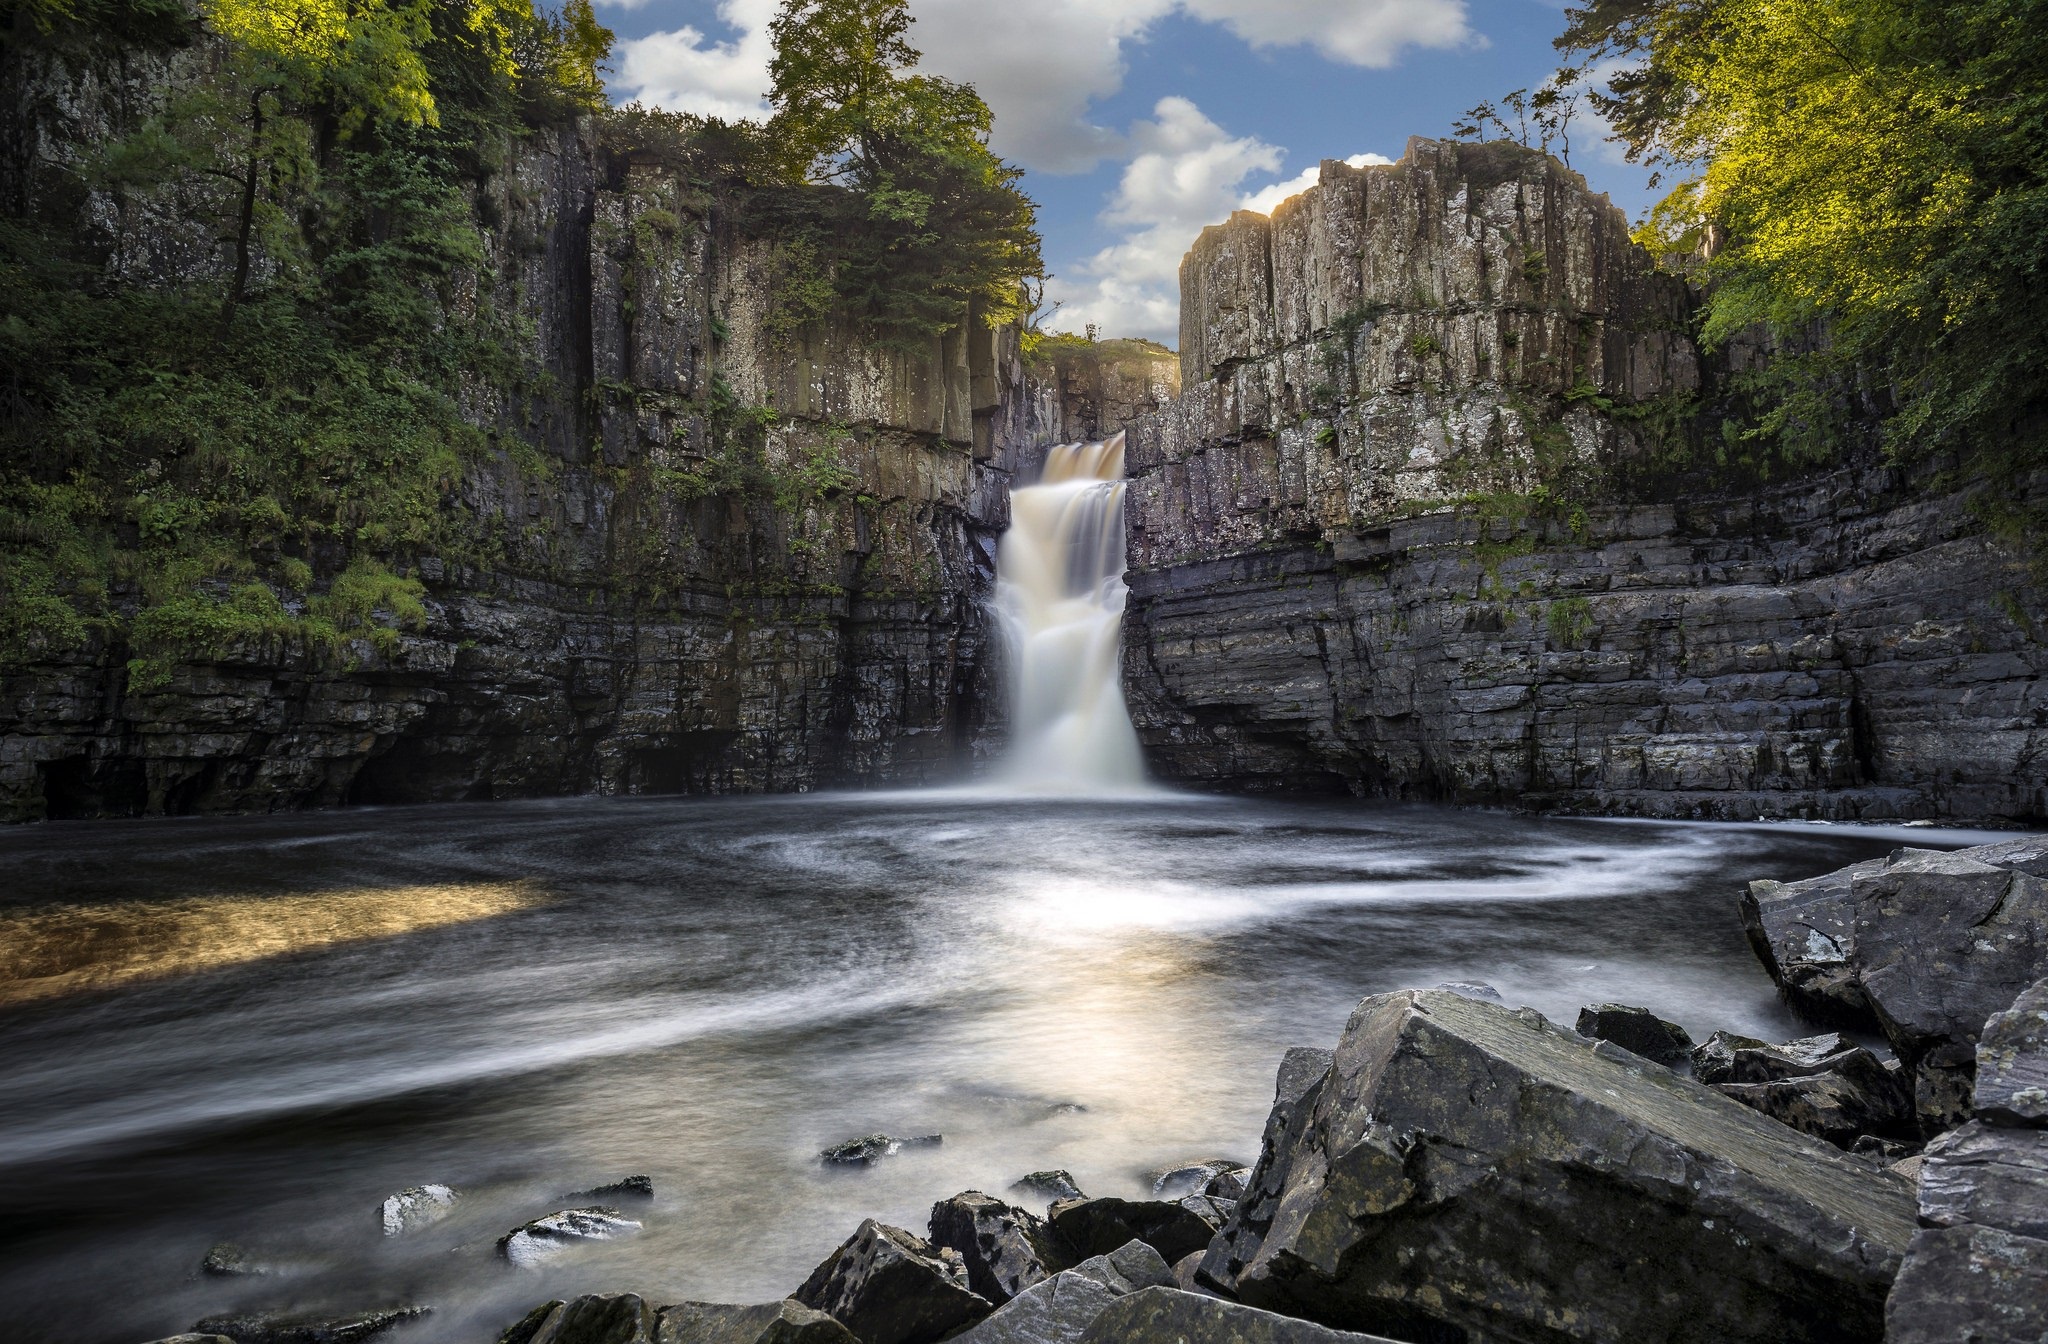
1120;138;2048;821
0;47;1067;821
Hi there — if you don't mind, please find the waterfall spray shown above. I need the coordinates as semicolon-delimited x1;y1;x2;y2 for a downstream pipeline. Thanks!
994;432;1147;791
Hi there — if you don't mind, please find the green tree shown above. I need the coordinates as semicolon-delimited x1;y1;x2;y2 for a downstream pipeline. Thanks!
1559;0;2048;466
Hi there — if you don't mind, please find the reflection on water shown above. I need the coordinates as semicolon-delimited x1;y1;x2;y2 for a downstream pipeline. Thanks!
0;883;544;1005
0;795;2013;1344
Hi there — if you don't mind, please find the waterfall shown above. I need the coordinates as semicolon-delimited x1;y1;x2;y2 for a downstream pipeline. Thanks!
994;432;1148;791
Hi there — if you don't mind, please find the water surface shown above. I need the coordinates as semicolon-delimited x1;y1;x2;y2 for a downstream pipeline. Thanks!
0;794;2009;1344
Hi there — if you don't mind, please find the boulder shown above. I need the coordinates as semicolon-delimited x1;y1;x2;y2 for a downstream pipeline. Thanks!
1048;1197;1224;1266
1691;1029;1769;1084
1715;1071;1911;1149
1975;977;2048;1125
503;1295;653;1344
1207;989;1916;1344
655;1299;858;1344
498;1208;642;1268
191;1307;428;1344
378;1184;457;1236
201;1242;274;1277
820;1136;941;1169
567;1175;655;1202
1148;1160;1245;1199
927;1191;1072;1305
1916;1120;2048;1239
1201;1167;1251;1201
1574;1002;1694;1066
1741;858;1885;1024
1884;1226;2048;1344
139;1337;234;1344
792;1219;991;1344
1077;1288;1403;1344
1008;1171;1083;1204
949;1240;1171;1344
1431;981;1503;1003
1192;1047;1332;1297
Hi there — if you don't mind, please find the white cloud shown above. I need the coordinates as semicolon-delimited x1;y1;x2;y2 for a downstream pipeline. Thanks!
611;0;775;121
1181;0;1476;68
1236;152;1393;215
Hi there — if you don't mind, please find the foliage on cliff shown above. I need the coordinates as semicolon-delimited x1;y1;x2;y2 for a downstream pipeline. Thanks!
1562;0;2048;471
0;0;610;677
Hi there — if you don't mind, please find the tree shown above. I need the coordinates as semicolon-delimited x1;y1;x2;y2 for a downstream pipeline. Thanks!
1558;0;2048;465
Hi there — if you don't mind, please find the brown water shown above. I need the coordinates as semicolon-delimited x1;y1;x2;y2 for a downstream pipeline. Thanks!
0;794;2010;1344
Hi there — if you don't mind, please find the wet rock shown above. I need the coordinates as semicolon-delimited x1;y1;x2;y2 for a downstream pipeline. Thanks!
1209;989;1916;1344
1917;1121;2048;1240
1047;1197;1223;1266
950;1240;1171;1344
1742;861;1885;1026
1975;977;2048;1125
654;1299;857;1344
819;1135;941;1169
1077;1287;1403;1344
504;1295;652;1344
928;1191;1072;1305
199;1242;277;1278
1192;1047;1334;1296
1201;1167;1251;1201
379;1184;457;1236
1575;1002;1695;1066
1716;1070;1912;1149
191;1307;429;1344
140;1337;233;1344
1691;1029;1770;1084
1008;1171;1083;1204
792;1219;991;1344
1431;981;1502;1002
1147;1159;1244;1200
566;1175;654;1202
498;1208;642;1268
1885;1226;2048;1344
1273;1048;1333;1104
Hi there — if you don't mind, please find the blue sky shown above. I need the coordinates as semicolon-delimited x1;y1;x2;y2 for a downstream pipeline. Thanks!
595;0;1660;345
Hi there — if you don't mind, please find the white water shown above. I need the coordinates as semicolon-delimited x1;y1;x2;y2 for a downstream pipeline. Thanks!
994;433;1148;791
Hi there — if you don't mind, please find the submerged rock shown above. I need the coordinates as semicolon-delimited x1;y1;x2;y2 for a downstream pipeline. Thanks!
566;1175;654;1202
1008;1171;1083;1204
819;1135;941;1169
1574;1002;1694;1066
1047;1197;1223;1266
1208;989;1915;1344
191;1306;428;1344
1146;1159;1244;1200
792;1219;991;1344
928;1191;1072;1305
199;1242;276;1278
1077;1287;1403;1344
950;1240;1172;1344
499;1295;651;1344
657;1299;857;1344
498;1208;642;1268
378;1184;458;1237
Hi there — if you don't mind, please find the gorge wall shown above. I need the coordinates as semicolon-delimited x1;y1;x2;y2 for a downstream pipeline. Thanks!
1118;138;2048;822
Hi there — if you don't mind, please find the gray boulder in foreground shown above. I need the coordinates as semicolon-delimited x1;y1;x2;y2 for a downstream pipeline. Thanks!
1047;1196;1223;1266
792;1219;991;1344
1077;1288;1403;1344
501;1294;651;1344
1885;1226;2048;1344
928;1191;1072;1305
656;1299;857;1344
1975;976;2048;1125
1207;989;1915;1344
949;1240;1171;1344
139;1337;234;1344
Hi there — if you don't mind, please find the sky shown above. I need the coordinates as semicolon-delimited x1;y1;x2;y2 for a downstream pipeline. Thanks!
593;0;1660;346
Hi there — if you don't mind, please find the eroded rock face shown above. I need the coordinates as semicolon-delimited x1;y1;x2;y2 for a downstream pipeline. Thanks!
1208;989;1915;1344
927;1192;1071;1305
792;1219;991;1344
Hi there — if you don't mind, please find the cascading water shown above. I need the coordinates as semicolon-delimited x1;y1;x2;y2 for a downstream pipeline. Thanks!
994;432;1148;790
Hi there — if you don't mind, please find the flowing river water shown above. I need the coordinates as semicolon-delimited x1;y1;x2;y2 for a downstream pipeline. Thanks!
0;795;2012;1343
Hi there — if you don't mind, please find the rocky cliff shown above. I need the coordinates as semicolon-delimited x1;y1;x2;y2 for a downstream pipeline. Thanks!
1119;138;2048;821
0;36;1071;821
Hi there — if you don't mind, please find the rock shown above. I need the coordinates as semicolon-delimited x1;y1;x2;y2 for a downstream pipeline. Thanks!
1272;1048;1333;1104
927;1191;1072;1305
1885;1226;2048;1344
819;1135;940;1168
1691;1029;1770;1084
504;1295;653;1344
1008;1171;1083;1204
139;1337;234;1344
1077;1287;1403;1344
1192;1047;1334;1296
191;1307;429;1344
949;1241;1172;1344
378;1184;458;1236
792;1219;992;1344
1431;981;1503;1002
200;1242;273;1277
1146;1159;1244;1199
1209;989;1916;1344
1851;1135;1919;1163
1575;1002;1695;1066
498;1208;643;1268
1916;1120;2048;1240
654;1299;858;1344
1741;861;1885;1026
1201;1167;1251;1201
1047;1197;1223;1266
1716;1070;1913;1149
567;1175;654;1202
1975;977;2048;1125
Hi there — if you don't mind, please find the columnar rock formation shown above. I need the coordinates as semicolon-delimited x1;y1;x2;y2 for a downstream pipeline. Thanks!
1119;137;2048;821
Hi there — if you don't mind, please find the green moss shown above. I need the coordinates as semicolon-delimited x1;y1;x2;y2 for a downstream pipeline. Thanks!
1546;596;1596;650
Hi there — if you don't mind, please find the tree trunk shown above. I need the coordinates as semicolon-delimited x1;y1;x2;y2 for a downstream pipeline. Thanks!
218;91;264;335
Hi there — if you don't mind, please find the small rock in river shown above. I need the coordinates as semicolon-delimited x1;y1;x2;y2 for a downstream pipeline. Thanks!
497;1207;642;1268
379;1184;458;1237
564;1174;653;1201
139;1336;234;1344
1147;1159;1245;1200
820;1134;941;1168
199;1242;271;1278
191;1305;429;1343
1009;1170;1084;1203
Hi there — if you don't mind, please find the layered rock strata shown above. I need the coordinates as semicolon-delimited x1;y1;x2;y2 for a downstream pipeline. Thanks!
1118;138;2048;821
